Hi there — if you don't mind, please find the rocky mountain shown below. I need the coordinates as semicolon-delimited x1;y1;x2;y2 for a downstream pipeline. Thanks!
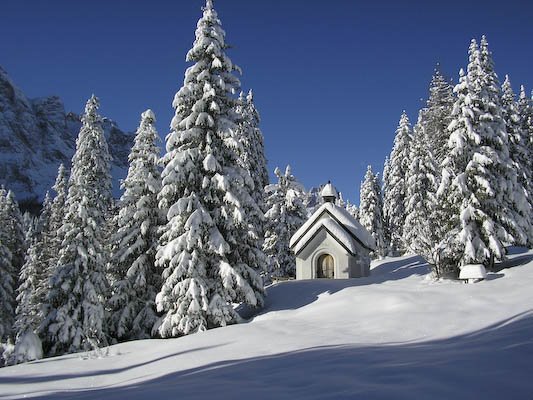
0;66;133;210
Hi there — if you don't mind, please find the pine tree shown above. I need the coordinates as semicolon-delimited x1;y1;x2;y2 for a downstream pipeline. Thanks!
41;95;112;356
436;38;527;274
107;110;163;341
155;0;264;337
359;166;386;258
383;112;412;254
403;112;440;264
0;188;15;342
263;166;308;278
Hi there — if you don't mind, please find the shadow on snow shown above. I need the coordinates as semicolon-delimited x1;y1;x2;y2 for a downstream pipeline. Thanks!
15;311;533;400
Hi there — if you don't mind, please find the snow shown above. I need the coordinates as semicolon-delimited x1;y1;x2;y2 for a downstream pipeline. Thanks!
290;202;376;251
11;332;42;364
459;264;487;280
1;249;532;399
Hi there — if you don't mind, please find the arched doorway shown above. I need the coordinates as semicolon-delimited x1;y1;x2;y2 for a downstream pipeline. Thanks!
317;254;334;279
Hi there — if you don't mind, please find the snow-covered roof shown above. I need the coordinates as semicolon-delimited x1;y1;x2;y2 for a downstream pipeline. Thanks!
320;182;338;199
290;202;376;254
459;264;487;280
292;217;359;255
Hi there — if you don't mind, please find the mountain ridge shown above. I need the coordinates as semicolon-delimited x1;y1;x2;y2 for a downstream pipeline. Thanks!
0;66;133;210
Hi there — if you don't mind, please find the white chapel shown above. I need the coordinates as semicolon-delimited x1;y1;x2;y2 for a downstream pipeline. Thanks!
289;182;375;280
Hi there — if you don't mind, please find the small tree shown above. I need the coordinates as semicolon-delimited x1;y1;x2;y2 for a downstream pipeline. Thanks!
107;110;163;341
359;166;386;258
263;166;308;278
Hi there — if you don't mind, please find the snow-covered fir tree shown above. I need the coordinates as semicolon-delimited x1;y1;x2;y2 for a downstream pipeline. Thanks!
107;110;163;341
383;112;412;255
234;90;269;274
424;64;455;168
437;38;528;274
403;112;440;265
155;0;265;337
345;201;359;220
263;166;308;278
478;36;531;247
41;95;112;356
235;90;269;201
501;76;533;244
4;191;26;288
517;85;533;226
44;164;69;276
0;188;15;342
14;194;52;341
359;166;386;258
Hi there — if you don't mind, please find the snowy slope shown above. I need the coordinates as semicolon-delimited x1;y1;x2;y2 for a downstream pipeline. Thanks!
0;66;133;206
1;249;532;399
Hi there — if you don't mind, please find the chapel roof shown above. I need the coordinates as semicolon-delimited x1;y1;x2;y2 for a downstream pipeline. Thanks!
289;202;376;255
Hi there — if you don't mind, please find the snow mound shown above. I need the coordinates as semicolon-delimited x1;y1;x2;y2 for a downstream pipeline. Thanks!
459;264;487;281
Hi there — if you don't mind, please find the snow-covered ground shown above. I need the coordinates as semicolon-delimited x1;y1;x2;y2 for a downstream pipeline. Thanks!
1;249;532;399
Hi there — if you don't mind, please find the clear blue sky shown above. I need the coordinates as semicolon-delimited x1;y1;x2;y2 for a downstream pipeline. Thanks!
1;0;532;204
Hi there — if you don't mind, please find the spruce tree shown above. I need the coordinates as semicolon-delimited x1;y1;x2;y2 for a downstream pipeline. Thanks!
517;85;533;225
107;110;163;341
479;36;530;248
403;112;440;263
425;64;455;168
41;95;112;356
155;0;264;337
501;77;533;244
14;194;52;341
263;166;308;278
234;90;269;279
359;166;386;258
345;201;359;220
45;164;69;275
437;38;527;274
235;90;269;201
0;189;15;342
383;112;412;254
4;191;26;288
